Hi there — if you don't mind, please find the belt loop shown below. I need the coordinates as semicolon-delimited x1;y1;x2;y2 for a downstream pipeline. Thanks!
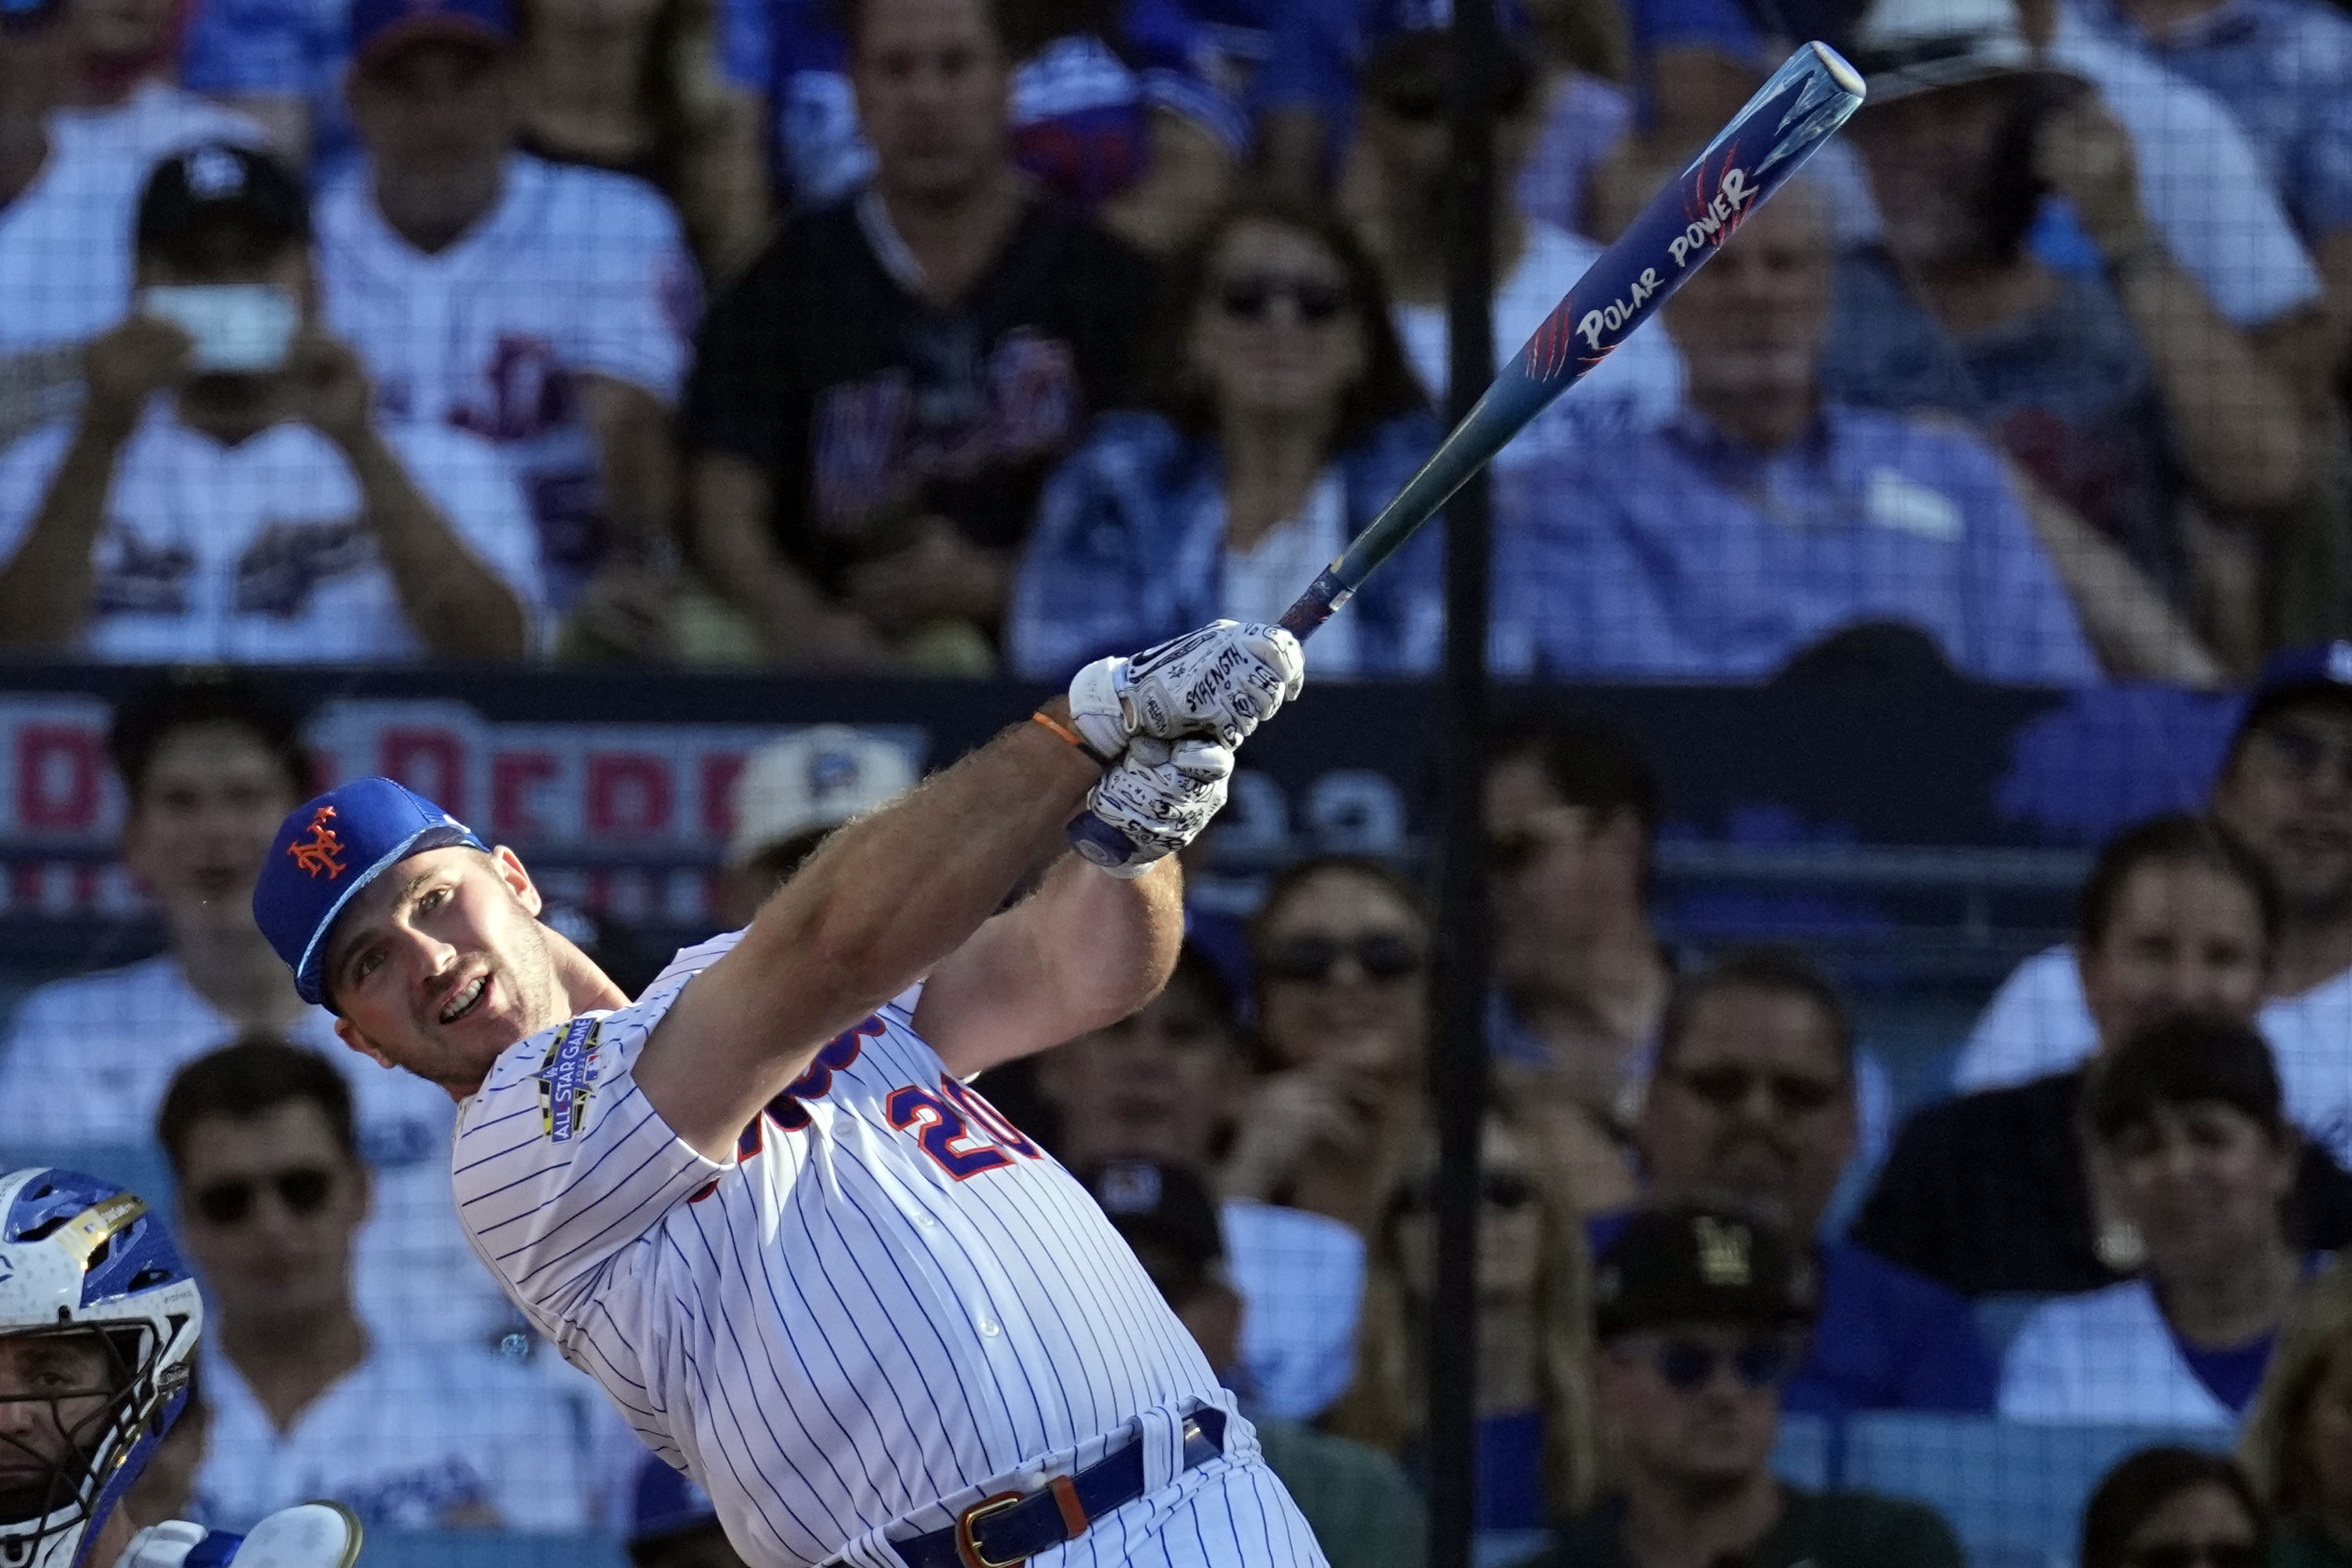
1047;1475;1088;1537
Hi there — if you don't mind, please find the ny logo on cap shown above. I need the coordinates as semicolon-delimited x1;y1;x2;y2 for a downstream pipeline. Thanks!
287;806;346;879
184;146;246;197
1694;1216;1752;1286
1097;1163;1163;1215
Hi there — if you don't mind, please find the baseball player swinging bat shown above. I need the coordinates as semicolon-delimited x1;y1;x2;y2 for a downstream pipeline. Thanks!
1068;39;1867;870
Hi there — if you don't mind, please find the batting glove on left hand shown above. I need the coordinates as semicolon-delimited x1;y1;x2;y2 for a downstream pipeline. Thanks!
1083;735;1235;879
1068;620;1305;757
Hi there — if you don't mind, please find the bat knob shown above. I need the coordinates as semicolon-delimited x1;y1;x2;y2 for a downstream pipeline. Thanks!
1067;810;1141;869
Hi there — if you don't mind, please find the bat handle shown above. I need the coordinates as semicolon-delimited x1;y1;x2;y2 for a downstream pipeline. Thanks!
1067;572;1343;866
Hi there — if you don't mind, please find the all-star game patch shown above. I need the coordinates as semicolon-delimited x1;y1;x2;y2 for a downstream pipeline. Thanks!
537;1016;601;1143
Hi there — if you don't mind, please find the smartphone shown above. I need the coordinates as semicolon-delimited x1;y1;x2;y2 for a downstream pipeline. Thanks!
138;285;299;373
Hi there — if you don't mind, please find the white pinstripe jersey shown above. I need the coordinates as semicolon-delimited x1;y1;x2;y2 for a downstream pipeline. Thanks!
451;932;1313;1568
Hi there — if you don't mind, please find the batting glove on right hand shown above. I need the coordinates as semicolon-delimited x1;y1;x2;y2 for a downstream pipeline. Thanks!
1083;735;1235;879
1068;620;1306;757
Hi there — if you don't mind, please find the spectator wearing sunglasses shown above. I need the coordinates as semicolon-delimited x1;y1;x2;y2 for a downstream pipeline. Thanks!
2243;1253;2352;1568
2082;1450;2271;1568
1223;856;1431;1238
1600;948;1997;1418
1325;1112;1598;1537
157;1038;600;1532
1959;645;2352;1168
1858;815;2352;1298
1010;194;1440;678
2000;1016;2313;1428
1037;943;1369;1422
1523;1205;1962;1568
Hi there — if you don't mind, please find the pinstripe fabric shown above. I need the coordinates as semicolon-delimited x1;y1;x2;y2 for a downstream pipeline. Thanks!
451;932;1326;1568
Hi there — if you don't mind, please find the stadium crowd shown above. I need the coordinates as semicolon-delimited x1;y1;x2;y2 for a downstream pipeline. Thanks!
6;0;2352;1551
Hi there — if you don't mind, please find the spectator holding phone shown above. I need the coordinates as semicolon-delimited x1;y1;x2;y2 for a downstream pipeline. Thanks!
0;142;540;662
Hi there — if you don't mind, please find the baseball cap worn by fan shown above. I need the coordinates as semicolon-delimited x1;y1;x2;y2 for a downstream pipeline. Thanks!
136;143;311;267
2235;641;2352;742
1844;0;2062;101
252;777;489;1008
728;726;918;869
1083;1161;1227;1303
1592;1205;1820;1341
349;0;514;68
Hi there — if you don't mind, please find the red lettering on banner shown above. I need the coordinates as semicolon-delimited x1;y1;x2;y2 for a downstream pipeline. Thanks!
381;729;466;817
585;754;674;836
700;753;744;838
17;725;102;829
493;752;559;839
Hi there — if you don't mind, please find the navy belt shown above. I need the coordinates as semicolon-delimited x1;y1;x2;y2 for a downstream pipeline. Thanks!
893;1410;1227;1568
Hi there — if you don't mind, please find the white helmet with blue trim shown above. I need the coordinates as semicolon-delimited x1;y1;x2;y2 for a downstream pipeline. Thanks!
0;1168;200;1568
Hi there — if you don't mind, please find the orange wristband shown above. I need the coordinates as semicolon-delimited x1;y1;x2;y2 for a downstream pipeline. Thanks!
1032;710;1110;764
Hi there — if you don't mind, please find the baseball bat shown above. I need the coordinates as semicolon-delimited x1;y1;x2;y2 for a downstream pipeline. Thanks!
1069;40;1866;869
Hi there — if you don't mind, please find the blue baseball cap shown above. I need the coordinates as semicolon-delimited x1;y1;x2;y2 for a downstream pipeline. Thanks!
253;777;489;1007
2236;641;2352;742
350;0;514;68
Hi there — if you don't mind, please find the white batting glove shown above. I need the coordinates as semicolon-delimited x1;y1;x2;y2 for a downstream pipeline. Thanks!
1083;735;1235;879
1068;621;1306;756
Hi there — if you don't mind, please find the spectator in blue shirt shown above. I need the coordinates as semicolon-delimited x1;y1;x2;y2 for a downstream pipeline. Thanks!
1489;173;2199;684
1600;946;2000;1418
1009;194;1440;677
1831;0;2309;625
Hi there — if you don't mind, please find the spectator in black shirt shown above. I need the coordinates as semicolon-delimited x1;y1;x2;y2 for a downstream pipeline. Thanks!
681;0;1156;672
1854;814;2352;1297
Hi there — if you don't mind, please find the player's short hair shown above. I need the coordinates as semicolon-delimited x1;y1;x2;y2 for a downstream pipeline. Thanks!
156;1037;358;1175
2076;814;2281;961
1656;945;1854;1079
2086;1013;2287;1146
108;670;311;806
1487;707;1660;841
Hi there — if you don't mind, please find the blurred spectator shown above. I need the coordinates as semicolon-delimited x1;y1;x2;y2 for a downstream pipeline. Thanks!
1608;946;1999;1415
719;725;917;926
1489;174;2194;685
627;1456;749;1568
162;1039;596;1530
319;0;697;659
1326;1112;1599;1532
1351;28;1682;466
1833;0;2310;622
124;1370;209;1528
2002;1015;2308;1426
1855;814;2352;1296
1223;856;1428;1238
56;0;264;146
1009;195;1440;677
2084;1450;2273;1568
516;0;770;275
721;0;1240;251
683;0;1156;671
1524;1206;1965;1568
1084;1159;1427;1568
2243;1253;2352;1567
1039;943;1368;1420
0;671;508;1346
1958;645;2352;1163
1483;710;1667;1210
0;143;538;660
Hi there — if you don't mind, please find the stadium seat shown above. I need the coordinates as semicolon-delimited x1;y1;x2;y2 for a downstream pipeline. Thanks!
1839;1414;2232;1566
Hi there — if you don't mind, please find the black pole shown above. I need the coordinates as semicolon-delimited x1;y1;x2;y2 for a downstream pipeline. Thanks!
1427;0;1496;1562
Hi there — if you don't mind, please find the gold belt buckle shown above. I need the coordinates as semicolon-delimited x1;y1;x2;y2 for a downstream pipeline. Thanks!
954;1491;1028;1568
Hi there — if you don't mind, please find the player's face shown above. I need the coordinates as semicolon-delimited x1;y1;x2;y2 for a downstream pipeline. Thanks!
1253;868;1427;1078
2078;861;2269;1050
2097;1101;2295;1285
1485;756;1646;997
1187;221;1368;429
1663;190;1833;412
327;845;567;1092
1638;986;1855;1234
851;0;1010;204
1037;977;1238;1168
175;1099;367;1330
0;1330;116;1515
1593;1323;1789;1489
2214;702;2352;924
348;39;517;183
122;722;307;944
1852;76;2014;269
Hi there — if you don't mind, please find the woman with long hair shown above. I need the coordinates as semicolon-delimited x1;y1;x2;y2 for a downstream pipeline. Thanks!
2243;1253;2352;1567
1008;194;1441;679
2082;1448;2269;1568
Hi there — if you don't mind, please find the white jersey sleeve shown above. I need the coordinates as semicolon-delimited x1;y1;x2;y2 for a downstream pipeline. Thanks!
1949;943;2099;1094
378;422;550;632
545;164;698;404
452;963;731;1327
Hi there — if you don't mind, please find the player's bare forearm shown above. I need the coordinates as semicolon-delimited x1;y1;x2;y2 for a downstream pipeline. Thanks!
916;851;1184;1079
637;706;1105;1159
